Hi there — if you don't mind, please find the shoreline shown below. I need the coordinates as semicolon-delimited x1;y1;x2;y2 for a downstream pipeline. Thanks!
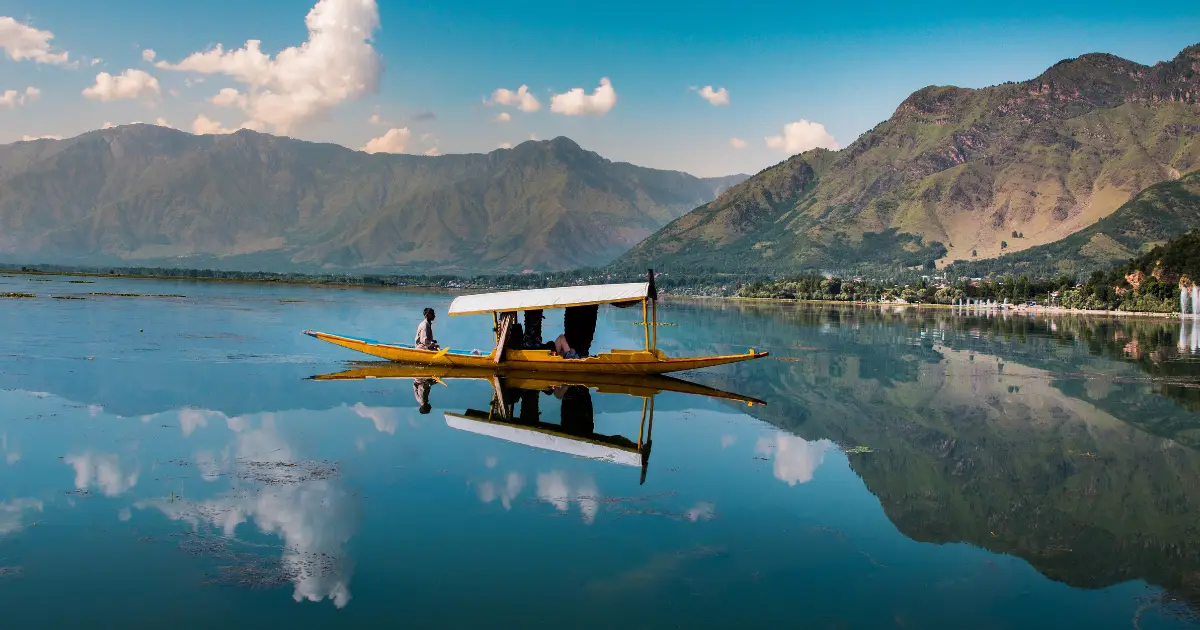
3;269;1194;320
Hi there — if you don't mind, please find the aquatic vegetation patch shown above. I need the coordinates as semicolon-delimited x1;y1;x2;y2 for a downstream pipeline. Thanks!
0;565;23;579
842;445;874;454
52;296;87;300
67;280;95;284
1;292;36;298
87;292;185;298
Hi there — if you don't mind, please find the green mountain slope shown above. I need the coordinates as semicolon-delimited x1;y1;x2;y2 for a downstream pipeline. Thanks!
947;170;1200;278
0;128;745;272
622;43;1200;274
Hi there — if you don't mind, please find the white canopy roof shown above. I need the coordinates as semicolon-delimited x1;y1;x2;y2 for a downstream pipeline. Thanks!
445;413;642;467
448;282;649;316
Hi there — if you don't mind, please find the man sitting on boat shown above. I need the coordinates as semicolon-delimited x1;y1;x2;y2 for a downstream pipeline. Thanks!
415;308;439;351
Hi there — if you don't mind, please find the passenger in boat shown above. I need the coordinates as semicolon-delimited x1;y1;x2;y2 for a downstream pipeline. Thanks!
554;333;581;359
415;308;439;351
413;378;433;414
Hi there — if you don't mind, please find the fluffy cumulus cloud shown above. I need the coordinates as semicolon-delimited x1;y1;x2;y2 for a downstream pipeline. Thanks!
498;142;513;149
695;85;729;106
550;77;617;116
729;137;746;149
192;114;260;135
361;127;410;154
494;111;511;123
0;16;70;65
64;452;139;497
141;48;156;62
155;0;382;134
486;84;540;112
0;86;39;108
536;471;599;524
82;69;161;102
754;433;835;486
209;87;246;108
765;120;839;154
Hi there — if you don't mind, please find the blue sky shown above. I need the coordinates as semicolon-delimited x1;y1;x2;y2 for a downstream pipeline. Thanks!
1;0;1198;176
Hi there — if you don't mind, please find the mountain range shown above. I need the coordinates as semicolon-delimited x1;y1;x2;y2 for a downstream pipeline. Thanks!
0;128;744;272
622;43;1200;275
2;42;1198;277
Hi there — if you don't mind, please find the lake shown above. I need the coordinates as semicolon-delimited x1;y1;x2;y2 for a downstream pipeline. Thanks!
1;273;1199;629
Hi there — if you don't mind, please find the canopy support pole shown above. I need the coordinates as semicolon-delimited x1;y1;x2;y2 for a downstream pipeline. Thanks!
642;299;650;350
494;312;516;364
651;299;658;351
637;397;649;449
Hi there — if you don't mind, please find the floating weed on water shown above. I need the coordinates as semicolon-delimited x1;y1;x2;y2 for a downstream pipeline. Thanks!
279;299;304;303
0;566;23;579
630;321;677;326
774;357;804;363
1;293;36;298
67;280;94;284
87;292;185;298
843;445;874;454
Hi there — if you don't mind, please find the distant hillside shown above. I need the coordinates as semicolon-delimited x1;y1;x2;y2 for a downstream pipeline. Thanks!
622;43;1200;275
0;127;745;272
947;170;1200;278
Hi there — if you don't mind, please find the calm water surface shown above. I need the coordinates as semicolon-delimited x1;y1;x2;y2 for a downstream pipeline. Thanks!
1;274;1199;629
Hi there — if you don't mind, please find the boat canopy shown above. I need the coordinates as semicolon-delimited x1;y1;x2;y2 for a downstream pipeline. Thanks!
447;282;650;316
444;412;643;467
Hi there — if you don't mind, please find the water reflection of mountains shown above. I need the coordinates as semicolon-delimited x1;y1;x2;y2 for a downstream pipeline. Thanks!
667;302;1200;609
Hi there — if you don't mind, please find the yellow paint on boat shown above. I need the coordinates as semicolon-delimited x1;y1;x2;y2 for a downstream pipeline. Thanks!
302;329;768;375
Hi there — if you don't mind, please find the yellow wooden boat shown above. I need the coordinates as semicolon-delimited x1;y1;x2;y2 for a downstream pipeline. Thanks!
304;270;768;375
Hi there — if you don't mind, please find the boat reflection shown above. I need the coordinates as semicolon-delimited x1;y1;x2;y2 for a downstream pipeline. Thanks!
310;364;766;484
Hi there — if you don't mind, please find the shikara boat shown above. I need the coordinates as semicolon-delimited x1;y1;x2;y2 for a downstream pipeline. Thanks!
307;364;767;483
303;270;768;375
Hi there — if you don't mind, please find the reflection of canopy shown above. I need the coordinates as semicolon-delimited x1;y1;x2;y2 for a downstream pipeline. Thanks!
447;283;649;316
444;412;642;466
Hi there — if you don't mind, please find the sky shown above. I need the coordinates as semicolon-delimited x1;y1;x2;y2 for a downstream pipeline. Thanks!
1;0;1198;177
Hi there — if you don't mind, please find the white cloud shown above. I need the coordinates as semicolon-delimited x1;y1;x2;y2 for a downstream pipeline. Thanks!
0;16;70;65
183;77;205;87
141;48;156;62
191;114;260;135
765;119;839;154
685;502;716;522
209;87;246;108
82;69;161;102
0;498;43;538
154;0;382;134
695;85;729;106
155;117;172;128
351;403;397;434
486;84;540;112
102;121;115;129
498;142;512;149
536;471;599;524
729;137;746;149
360;126;410;154
720;434;737;448
475;471;525;510
64;452;139;497
21;134;61;141
754;433;835;486
179;408;210;437
423;146;440;156
367;112;388;125
0;86;39;108
494;111;511;123
550;77;617;116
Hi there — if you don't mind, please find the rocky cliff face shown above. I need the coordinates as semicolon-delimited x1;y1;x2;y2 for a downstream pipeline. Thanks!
622;43;1200;274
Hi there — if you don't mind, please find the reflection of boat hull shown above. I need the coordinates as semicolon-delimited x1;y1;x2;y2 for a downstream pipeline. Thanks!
303;330;768;375
308;363;767;406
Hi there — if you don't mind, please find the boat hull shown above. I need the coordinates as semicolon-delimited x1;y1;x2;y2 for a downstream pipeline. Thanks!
302;330;768;375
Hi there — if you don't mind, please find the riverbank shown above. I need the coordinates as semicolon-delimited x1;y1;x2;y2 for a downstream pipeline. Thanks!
4;268;1194;320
